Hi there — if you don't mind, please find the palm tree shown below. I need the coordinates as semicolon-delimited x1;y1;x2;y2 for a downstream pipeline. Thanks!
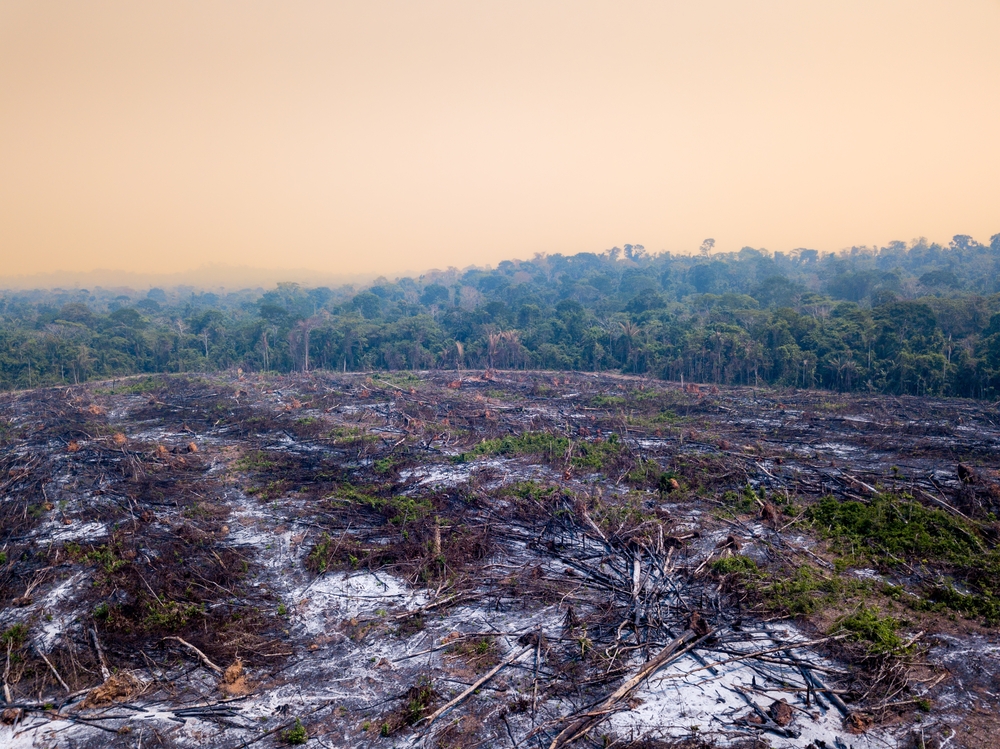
500;330;521;369
486;332;502;370
618;321;641;372
295;313;327;372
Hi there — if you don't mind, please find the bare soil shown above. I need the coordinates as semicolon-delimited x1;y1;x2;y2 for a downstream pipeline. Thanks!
1;370;998;748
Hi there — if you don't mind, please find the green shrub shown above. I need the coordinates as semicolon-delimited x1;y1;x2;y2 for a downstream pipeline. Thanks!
459;431;624;471
836;606;904;654
916;585;1000;625
282;717;308;745
762;565;869;616
462;432;569;461
711;555;759;576
1;623;27;649
807;494;1000;624
807;495;979;565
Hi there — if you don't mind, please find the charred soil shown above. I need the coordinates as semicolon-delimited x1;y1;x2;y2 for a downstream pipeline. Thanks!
1;370;998;748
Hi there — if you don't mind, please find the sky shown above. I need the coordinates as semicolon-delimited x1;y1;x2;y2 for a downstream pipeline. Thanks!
1;1;999;281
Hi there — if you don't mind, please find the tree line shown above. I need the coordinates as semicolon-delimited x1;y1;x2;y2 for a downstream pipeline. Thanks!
2;234;1000;398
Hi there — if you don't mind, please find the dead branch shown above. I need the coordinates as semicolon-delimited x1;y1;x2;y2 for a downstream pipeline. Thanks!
89;629;111;681
419;644;533;729
669;634;850;681
547;627;705;749
162;636;224;675
35;647;71;694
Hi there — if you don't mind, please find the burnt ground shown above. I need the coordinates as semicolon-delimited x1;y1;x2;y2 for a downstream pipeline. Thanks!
1;370;999;749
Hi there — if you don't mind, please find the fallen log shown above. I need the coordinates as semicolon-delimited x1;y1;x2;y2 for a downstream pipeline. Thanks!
162;636;224;675
418;644;533;729
89;629;111;681
35;647;71;694
547;627;705;749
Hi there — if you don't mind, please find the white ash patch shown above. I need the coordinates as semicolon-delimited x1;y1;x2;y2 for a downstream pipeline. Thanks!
852;568;884;581
399;462;482;488
273;432;327;452
399;458;551;490
225;493;290;554
37;520;107;545
35;572;87;652
637;438;673;449
2;717;79;749
338;403;390;415
814;441;862;459
128;428;197;443
290;572;428;635
606;624;892;748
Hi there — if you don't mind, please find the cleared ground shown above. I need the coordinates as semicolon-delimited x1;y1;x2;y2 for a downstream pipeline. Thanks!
1;370;998;748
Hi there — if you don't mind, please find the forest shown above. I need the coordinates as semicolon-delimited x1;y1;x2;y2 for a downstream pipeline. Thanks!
2;233;1000;398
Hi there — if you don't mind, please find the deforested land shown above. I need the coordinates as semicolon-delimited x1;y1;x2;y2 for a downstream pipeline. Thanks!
1;369;999;748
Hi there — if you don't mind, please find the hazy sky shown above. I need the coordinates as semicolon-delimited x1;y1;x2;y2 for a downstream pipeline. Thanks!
2;1;999;279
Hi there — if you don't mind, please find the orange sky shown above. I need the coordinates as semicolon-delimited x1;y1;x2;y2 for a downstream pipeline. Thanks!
2;1;999;280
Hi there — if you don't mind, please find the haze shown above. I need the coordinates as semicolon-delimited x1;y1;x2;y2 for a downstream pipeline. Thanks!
2;0;999;281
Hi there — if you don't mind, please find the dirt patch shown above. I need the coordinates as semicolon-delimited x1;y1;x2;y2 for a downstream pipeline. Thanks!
218;658;251;696
0;370;998;748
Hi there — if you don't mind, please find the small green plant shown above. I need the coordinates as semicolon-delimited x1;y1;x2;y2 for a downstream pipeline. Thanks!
761;564;869;617
247;479;289;500
182;502;212;519
836;606;904;654
327;426;378;445
807;495;980;565
447;636;499;670
64;542;84;560
373;457;397;475
87;544;128;574
711;555;759;576
591;394;626;407
235;450;277;471
916;585;1000;625
95;377;160;395
143;600;203;631
277;603;287;616
460;431;569;461
282;717;308;745
807;493;1000;624
1;623;28;649
308;533;332;573
400;678;437;726
720;489;757;514
624;458;660;484
506;481;558;503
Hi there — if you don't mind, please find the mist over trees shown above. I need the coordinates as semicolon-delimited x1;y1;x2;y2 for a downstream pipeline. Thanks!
2;234;1000;398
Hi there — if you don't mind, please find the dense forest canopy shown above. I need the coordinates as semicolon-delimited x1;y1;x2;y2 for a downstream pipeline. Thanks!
3;234;1000;398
